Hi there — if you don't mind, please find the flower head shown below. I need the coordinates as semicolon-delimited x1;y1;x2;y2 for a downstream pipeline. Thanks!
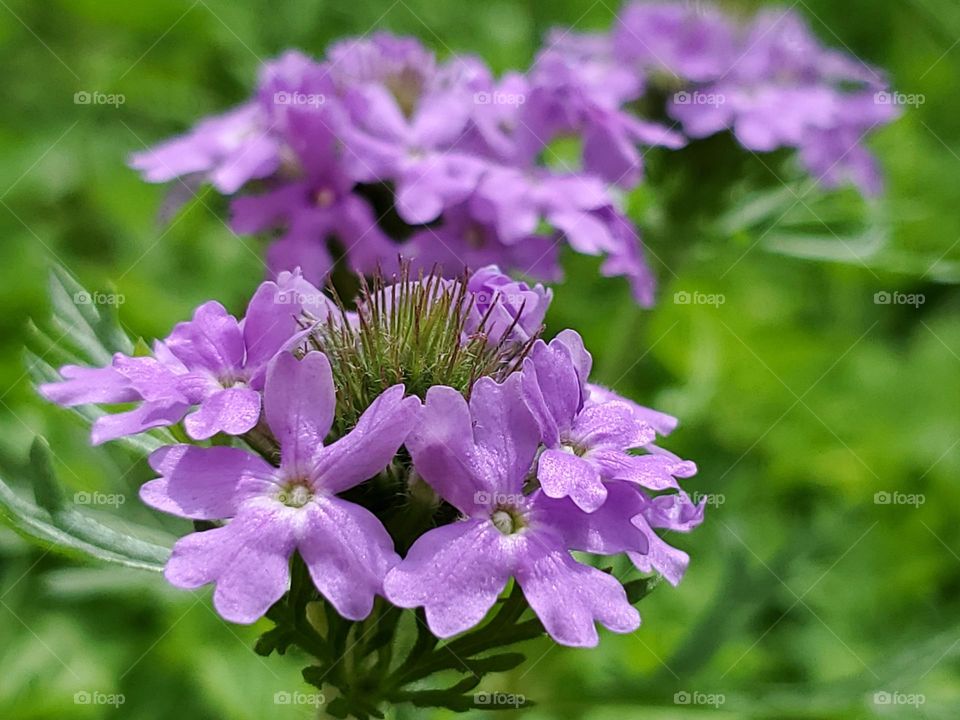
141;350;421;622
385;374;642;647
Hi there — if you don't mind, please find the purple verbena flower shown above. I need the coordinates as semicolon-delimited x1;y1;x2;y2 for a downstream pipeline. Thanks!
141;350;421;623
384;373;641;647
465;265;553;344
522;330;688;512
40;271;332;443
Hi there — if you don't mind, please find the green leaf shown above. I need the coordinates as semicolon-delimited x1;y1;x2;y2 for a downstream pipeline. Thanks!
26;265;178;456
29;436;65;513
0;439;172;572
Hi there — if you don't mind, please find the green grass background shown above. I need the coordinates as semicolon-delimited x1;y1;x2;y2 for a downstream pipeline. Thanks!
0;0;958;718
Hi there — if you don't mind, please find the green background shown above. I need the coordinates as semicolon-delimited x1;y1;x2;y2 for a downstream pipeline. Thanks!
1;0;958;718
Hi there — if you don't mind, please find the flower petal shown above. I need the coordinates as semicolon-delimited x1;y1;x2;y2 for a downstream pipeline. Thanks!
537;448;607;513
312;385;421;493
264;351;335;469
383;519;512;637
141;445;276;520
165;301;245;373
469;374;540;495
90;400;190;445
164;500;295;624
297;496;400;620
515;534;640;647
573;401;655;450
183;386;261;440
39;365;137;406
406;385;487;514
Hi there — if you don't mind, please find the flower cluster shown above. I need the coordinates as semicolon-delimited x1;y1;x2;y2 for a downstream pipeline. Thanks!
131;35;670;305
610;2;899;195
129;3;897;309
41;266;703;648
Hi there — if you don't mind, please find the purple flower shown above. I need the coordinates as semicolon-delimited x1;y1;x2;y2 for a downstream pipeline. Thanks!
330;34;485;225
655;6;897;196
40;272;332;443
522;32;684;187
465;266;553;344
613;2;737;83
231;111;395;286
384;373;641;647
141;351;421;623
470;169;658;304
522;331;687;512
130;103;278;195
402;203;560;284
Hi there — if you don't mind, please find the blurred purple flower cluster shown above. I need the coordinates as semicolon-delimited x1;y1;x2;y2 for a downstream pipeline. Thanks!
613;3;899;195
130;3;897;305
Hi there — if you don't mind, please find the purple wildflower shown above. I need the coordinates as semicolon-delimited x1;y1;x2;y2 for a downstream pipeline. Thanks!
465;266;553;344
521;330;694;512
40;271;332;443
613;2;737;83
141;351;421;623
384;374;641;647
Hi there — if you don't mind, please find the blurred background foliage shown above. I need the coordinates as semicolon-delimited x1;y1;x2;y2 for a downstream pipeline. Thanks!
1;0;959;718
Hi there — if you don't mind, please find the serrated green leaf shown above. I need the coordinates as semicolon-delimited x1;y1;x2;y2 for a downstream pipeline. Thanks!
27;265;178;455
0;470;171;572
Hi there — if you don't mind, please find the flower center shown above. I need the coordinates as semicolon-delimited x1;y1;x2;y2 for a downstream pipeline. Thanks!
490;505;526;536
314;188;336;208
277;481;313;508
560;441;586;457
